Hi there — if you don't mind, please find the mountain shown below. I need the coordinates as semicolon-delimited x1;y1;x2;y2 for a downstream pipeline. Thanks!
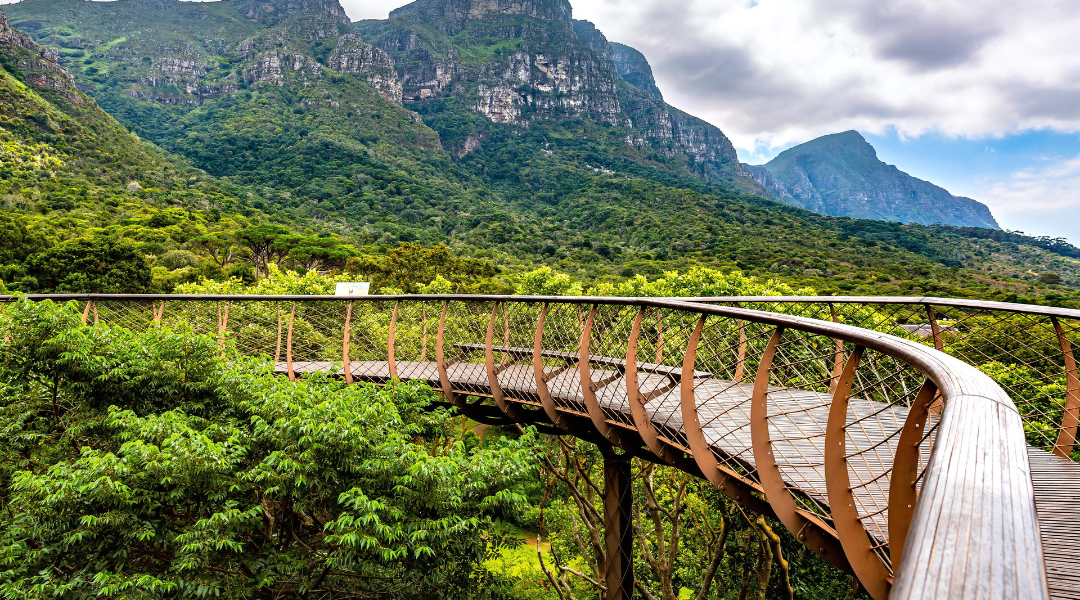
749;131;999;229
610;42;663;102
352;1;760;190
6;0;1080;304
0;7;281;290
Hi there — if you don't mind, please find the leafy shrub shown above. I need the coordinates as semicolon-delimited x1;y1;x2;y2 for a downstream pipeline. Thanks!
0;299;539;598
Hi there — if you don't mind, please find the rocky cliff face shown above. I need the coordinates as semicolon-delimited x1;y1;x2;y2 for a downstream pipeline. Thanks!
239;0;350;30
610;41;662;102
328;34;402;101
367;2;623;125
754;131;1000;229
745;164;795;204
389;0;573;35
582;29;753;181
5;0;406;107
359;6;758;189
571;19;613;61
7;0;761;192
0;9;82;103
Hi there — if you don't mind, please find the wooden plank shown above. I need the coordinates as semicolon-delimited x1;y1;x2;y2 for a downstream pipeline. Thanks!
275;343;1054;600
1030;448;1080;600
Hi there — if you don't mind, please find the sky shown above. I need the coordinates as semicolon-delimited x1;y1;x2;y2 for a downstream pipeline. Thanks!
8;0;1078;241
336;0;1080;243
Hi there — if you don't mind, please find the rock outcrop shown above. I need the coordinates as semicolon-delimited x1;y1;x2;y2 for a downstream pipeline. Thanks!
571;19;614;61
369;1;623;125
0;9;82;103
6;0;761;192
328;34;402;102
239;0;350;32
610;41;662;102
389;0;574;35
752;131;1000;228
359;3;758;189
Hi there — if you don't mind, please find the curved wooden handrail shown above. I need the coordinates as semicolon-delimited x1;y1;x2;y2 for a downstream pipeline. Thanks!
6;293;1049;600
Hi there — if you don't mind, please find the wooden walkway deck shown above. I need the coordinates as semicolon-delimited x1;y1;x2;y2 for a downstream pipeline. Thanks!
278;359;1074;599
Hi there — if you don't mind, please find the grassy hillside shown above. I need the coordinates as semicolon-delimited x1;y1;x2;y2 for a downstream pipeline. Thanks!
2;0;1080;307
0;8;279;290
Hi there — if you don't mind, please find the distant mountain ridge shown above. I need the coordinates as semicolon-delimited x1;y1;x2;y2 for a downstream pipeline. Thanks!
355;0;761;190
5;1;1080;303
749;131;999;229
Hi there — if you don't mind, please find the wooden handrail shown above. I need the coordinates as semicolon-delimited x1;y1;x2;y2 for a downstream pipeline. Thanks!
4;293;1050;600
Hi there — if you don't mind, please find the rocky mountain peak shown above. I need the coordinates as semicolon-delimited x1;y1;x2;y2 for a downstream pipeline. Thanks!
389;0;574;35
753;131;1000;229
611;42;663;102
572;20;613;61
784;130;878;160
238;0;350;29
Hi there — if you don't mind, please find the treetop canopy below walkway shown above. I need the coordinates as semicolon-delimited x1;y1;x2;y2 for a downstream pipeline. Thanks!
4;293;1077;600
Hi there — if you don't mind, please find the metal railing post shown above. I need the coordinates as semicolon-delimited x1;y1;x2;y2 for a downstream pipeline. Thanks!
1052;316;1080;458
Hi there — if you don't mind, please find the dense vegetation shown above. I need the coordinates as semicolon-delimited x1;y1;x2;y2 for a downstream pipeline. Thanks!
0;297;869;599
0;298;539;597
3;0;1080;306
0;2;1074;599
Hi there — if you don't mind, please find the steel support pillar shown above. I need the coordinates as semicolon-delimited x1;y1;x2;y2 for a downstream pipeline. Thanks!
604;455;634;600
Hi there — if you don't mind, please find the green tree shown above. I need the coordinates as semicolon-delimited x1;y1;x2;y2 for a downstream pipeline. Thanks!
191;231;242;268
0;213;47;266
0;298;539;598
271;234;357;272
23;236;151;293
234;224;291;278
345;243;502;293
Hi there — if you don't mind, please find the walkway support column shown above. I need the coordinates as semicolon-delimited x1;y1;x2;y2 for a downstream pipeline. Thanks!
604;454;634;600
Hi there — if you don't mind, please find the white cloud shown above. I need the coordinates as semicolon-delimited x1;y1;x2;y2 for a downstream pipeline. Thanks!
979;154;1080;216
563;0;1080;153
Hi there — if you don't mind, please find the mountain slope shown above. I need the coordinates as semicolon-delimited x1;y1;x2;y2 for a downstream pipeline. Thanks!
751;131;999;228
610;41;663;102
355;3;762;191
8;0;1080;306
0;8;278;291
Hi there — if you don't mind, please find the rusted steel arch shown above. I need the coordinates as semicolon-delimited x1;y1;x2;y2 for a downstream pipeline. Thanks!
579;304;625;448
748;327;851;574
0;293;1053;600
825;346;892;600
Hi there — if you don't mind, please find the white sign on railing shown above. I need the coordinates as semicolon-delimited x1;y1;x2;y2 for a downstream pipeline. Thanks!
335;282;371;297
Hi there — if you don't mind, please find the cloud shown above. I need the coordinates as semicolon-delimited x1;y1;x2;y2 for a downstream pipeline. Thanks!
979;154;1080;215
835;0;1004;71
563;0;1080;152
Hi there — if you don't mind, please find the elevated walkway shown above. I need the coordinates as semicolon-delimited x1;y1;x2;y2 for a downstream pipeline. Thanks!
7;293;1074;600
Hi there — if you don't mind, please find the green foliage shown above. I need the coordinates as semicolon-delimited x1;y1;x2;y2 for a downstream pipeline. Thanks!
23;235;151;293
346;242;508;294
512;264;812;299
592;266;814;298
513;266;584;297
234;223;292;278
271;234;357;272
176;265;359;296
6;0;1080;303
0;298;540;598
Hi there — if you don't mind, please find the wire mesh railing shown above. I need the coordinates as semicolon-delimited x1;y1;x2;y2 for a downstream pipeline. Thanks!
684;297;1080;462
0;293;1051;600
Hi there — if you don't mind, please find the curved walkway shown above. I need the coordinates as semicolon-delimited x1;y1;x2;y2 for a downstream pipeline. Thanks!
3;294;1063;600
